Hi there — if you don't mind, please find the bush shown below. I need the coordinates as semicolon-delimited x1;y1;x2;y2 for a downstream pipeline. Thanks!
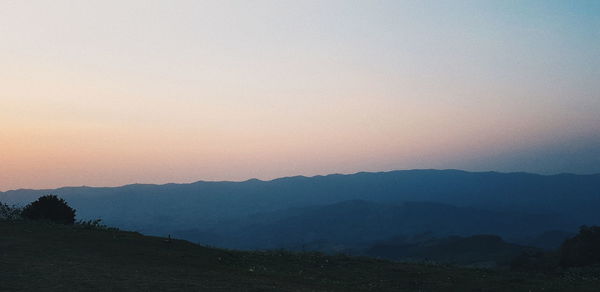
75;218;119;231
21;195;76;224
0;202;22;221
560;225;600;267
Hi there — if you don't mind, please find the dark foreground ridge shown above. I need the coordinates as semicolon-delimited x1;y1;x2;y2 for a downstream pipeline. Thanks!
1;221;599;292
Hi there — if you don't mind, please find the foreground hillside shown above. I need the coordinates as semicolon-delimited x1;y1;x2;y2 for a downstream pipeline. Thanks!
1;221;599;291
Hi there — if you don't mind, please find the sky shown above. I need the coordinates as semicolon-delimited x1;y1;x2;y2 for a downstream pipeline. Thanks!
1;0;599;191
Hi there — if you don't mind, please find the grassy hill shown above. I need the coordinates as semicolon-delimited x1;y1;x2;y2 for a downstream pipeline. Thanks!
363;234;536;267
1;221;599;291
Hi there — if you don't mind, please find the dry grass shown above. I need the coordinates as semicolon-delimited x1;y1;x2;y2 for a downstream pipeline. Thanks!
1;221;598;291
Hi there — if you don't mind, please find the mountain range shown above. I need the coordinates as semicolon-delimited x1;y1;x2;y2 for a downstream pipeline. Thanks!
2;169;598;255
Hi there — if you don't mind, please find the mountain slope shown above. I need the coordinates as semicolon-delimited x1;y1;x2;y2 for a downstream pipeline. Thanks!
177;200;577;251
1;170;598;244
1;220;599;292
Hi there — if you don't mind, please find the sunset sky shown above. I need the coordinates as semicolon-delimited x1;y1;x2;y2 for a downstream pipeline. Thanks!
1;1;599;191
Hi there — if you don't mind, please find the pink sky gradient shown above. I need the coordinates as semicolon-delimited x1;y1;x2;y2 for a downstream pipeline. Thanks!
1;1;599;190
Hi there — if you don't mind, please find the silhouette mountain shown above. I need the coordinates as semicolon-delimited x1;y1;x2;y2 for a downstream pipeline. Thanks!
1;169;598;250
174;200;577;251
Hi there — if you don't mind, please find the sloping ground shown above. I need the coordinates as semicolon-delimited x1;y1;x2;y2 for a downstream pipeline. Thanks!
0;221;598;292
364;235;536;267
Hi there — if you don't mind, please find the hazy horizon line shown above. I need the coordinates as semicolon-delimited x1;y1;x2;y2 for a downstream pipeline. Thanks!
3;168;599;193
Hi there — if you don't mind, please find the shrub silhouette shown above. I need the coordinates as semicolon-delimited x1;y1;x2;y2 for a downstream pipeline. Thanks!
0;202;22;221
21;195;76;224
560;225;600;267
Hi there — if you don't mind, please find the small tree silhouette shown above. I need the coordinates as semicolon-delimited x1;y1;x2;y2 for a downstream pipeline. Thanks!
560;225;600;267
0;202;22;221
21;195;76;224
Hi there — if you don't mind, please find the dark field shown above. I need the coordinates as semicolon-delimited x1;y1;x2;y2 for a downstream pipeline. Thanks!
1;221;598;291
